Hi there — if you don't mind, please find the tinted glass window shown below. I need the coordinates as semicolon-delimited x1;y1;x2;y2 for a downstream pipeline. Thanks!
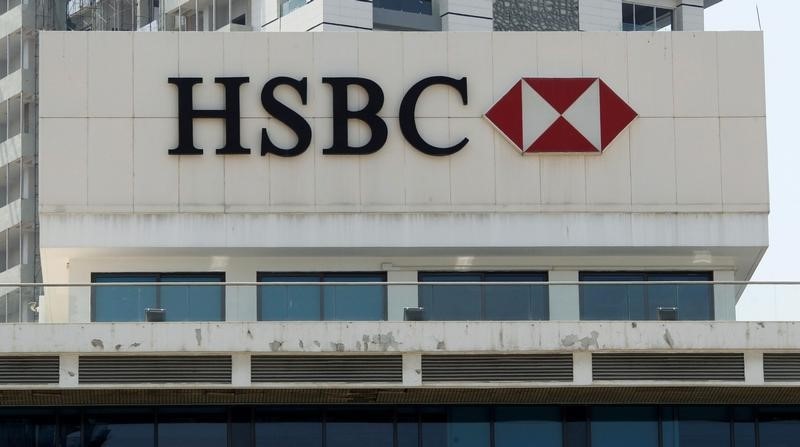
733;407;756;447
93;274;224;322
94;275;158;322
396;408;419;447
160;275;224;322
648;273;712;320
419;272;547;321
420;274;483;320
580;272;712;321
580;273;645;320
260;275;322;321
85;409;155;447
483;273;548;320
323;275;385;321
157;408;227;447
259;273;385;321
255;409;323;447
662;407;730;447
634;4;655;30
0;411;56;447
759;407;800;447
622;2;634;31
326;409;393;447
564;407;588;447
494;407;561;447
591;406;658;447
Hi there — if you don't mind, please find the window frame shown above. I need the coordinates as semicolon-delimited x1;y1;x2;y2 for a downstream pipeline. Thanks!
621;2;674;32
90;272;227;322
578;271;714;321
256;271;388;321
417;271;550;321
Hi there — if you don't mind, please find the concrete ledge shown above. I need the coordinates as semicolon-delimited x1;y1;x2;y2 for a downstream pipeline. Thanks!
0;321;798;354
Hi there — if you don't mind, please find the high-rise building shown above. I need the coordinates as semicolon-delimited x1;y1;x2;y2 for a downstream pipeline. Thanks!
2;1;792;446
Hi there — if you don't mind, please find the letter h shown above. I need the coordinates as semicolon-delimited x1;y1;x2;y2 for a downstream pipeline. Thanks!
168;77;250;155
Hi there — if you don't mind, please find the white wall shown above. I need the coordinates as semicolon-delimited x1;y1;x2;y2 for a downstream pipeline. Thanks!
37;31;769;322
39;31;768;214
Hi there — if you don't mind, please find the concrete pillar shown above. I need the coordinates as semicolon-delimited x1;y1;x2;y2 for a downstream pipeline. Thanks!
573;352;592;385
549;271;580;321
225;262;258;322
744;351;764;385
59;353;79;388
439;0;492;31
387;270;418;321
402;352;422;386
713;270;736;321
674;2;704;31
231;353;251;386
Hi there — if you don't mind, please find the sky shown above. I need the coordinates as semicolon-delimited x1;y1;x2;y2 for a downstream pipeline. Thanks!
704;1;800;319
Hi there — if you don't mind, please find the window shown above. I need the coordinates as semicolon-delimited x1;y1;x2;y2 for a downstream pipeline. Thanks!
591;407;659;447
622;2;672;31
280;0;307;16
418;272;548;321
255;408;322;447
580;272;713;321
92;273;225;322
258;272;386;321
373;0;432;15
494;407;562;447
1;405;800;446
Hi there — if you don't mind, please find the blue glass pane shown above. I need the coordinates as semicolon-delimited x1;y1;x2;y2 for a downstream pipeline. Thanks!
733;407;756;447
85;410;155;447
420;274;482;320
564;407;588;447
326;409;394;447
758;407;800;447
255;409;323;447
591;406;658;447
580;273;645;320
323;275;385;321
648;274;712;320
397;408;419;447
160;275;224;322
0;414;56;447
157;408;227;447
94;275;157;322
420;408;447;447
259;276;321;321
666;407;730;447
495;407;561;447
448;407;490;447
484;273;548;320
622;2;634;31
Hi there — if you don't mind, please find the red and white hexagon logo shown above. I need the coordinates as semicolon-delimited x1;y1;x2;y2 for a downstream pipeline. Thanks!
485;78;637;154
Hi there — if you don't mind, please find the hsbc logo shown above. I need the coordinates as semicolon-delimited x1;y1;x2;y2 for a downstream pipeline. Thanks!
485;78;637;154
168;75;635;158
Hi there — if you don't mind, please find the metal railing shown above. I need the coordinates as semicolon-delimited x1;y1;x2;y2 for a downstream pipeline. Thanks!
0;280;797;323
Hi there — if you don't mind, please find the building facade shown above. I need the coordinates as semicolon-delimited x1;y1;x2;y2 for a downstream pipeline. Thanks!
3;1;796;446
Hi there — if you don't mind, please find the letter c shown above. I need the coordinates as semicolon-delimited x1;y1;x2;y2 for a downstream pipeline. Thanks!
399;76;469;156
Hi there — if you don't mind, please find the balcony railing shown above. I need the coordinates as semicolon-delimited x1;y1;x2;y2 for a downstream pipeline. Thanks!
1;280;798;323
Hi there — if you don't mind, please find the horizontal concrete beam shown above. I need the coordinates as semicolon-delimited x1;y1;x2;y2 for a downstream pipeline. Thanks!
0;321;797;354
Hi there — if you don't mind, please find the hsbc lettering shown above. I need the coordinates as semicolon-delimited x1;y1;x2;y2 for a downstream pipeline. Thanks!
167;76;469;157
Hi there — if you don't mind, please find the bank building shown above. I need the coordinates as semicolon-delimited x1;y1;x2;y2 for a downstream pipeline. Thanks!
0;0;792;445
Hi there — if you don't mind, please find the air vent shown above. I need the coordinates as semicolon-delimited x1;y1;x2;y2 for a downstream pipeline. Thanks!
251;355;402;383
79;355;231;384
764;353;800;382
0;356;59;384
592;353;744;381
421;354;573;382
